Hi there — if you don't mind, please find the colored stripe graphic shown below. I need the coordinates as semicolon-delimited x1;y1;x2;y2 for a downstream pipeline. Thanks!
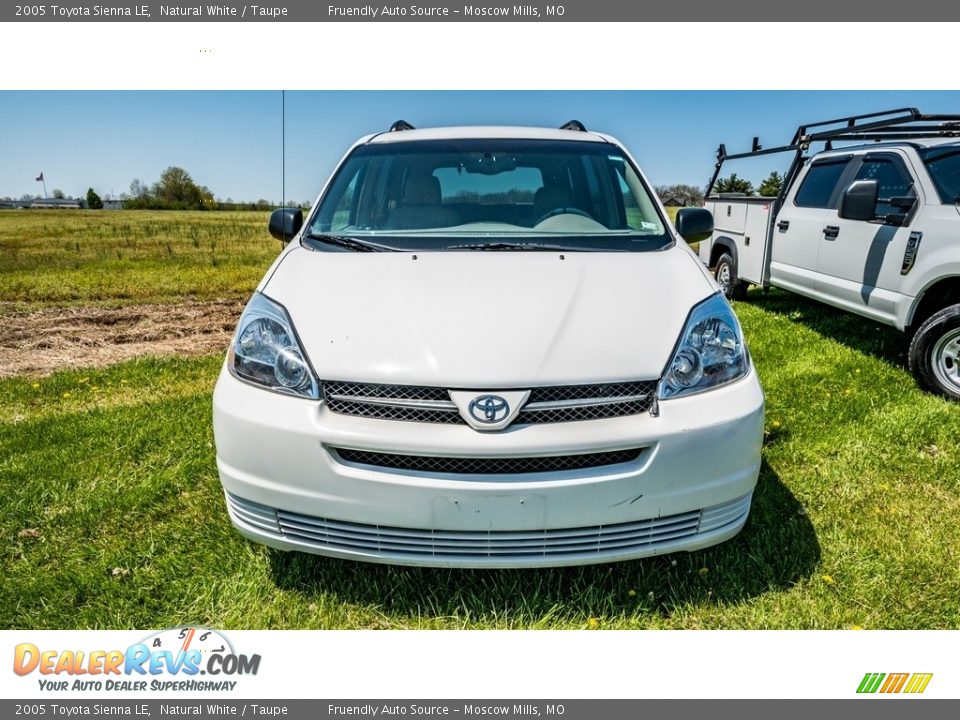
903;674;933;694
857;673;885;693
857;672;932;694
880;673;909;693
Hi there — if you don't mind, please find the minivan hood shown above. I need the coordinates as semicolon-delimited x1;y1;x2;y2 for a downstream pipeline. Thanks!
263;247;714;387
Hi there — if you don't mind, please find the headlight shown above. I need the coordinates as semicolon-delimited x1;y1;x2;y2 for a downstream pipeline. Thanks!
659;293;748;399
227;292;320;399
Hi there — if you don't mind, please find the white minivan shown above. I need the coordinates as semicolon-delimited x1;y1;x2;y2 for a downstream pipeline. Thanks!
212;121;764;568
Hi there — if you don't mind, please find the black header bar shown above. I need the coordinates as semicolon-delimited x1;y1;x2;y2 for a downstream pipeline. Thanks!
4;0;960;21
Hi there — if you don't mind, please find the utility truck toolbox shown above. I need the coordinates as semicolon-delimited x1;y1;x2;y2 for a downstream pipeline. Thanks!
699;108;960;399
212;121;764;568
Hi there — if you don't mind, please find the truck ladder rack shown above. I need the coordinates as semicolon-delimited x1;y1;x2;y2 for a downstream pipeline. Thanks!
706;107;960;200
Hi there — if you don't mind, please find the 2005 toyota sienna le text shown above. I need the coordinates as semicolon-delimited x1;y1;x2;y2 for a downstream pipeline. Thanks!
212;121;765;568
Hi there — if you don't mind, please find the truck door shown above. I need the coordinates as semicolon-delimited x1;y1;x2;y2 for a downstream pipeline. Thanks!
770;156;852;296
815;152;919;325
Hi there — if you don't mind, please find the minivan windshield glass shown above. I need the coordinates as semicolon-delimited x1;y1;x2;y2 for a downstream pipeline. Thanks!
305;138;671;251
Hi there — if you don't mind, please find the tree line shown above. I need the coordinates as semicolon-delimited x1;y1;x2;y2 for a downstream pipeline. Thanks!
3;166;308;210
123;167;217;210
712;171;784;197
653;171;785;207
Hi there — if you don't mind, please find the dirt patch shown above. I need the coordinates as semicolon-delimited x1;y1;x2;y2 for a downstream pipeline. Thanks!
1;300;244;378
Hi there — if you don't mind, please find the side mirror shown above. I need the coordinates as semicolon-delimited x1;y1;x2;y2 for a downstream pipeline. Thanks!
269;208;304;242
674;207;714;244
839;180;878;222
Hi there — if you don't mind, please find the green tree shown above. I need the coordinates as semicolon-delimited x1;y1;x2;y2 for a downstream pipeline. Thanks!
758;171;784;197
52;188;66;199
197;185;216;209
713;174;754;195
124;168;215;210
157;166;198;205
86;188;103;209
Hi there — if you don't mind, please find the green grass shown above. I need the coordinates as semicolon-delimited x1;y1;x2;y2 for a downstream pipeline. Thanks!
0;210;278;309
3;288;959;629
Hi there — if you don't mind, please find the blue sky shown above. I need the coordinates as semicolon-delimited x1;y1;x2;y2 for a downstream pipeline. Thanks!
1;90;958;202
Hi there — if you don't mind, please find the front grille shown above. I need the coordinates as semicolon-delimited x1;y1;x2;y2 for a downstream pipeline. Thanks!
333;447;644;475
225;492;753;562
324;381;464;424
323;380;656;426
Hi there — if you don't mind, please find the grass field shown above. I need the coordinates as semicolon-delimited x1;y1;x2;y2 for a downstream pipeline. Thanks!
0;210;276;309
2;210;959;629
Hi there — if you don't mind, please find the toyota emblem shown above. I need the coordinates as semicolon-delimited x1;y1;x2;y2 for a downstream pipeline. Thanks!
468;395;510;424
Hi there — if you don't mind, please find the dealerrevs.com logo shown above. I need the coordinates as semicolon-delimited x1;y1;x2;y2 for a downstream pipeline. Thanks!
13;627;261;693
857;673;933;695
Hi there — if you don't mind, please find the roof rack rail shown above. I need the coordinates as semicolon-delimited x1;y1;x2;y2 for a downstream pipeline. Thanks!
705;107;960;202
389;120;416;132
559;120;587;132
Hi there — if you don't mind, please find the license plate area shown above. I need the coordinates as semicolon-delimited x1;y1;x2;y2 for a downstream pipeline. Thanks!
431;494;546;531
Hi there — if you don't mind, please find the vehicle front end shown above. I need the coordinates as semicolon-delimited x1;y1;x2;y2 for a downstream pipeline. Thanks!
212;127;764;567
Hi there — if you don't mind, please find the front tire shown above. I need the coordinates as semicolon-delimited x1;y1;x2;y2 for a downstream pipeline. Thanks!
909;303;960;400
715;252;748;300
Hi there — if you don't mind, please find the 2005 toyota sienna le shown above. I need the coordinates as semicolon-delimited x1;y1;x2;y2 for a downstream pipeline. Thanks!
212;120;765;568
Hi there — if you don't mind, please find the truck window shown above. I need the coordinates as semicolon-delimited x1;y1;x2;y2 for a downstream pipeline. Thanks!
794;159;848;208
920;146;960;204
854;157;914;216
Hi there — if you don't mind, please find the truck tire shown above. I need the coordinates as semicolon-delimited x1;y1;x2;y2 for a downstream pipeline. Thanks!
715;252;748;300
909;303;960;400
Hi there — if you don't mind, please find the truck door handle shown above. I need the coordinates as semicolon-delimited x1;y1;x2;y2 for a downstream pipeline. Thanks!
777;220;790;232
823;225;840;239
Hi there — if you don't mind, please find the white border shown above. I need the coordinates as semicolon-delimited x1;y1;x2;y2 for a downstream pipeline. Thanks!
0;22;957;90
1;18;957;702
2;630;954;699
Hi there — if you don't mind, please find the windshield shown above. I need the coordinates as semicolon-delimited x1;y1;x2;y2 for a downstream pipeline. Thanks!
920;144;960;203
305;138;671;251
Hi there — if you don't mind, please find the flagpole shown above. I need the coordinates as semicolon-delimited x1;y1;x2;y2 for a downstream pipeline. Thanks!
42;178;47;199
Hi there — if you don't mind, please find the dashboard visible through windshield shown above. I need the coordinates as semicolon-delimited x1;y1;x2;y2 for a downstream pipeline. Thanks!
304;138;672;252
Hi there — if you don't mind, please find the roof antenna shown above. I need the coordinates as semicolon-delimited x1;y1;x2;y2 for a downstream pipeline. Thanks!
560;120;587;132
390;120;415;132
282;90;286;210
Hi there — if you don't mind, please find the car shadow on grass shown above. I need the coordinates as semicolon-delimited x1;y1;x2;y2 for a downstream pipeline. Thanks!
744;288;908;369
266;458;820;626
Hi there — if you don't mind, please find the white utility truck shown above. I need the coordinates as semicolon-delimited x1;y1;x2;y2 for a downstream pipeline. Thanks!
699;108;960;398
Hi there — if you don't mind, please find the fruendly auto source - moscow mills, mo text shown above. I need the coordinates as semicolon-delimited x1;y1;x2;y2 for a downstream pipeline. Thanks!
327;4;563;17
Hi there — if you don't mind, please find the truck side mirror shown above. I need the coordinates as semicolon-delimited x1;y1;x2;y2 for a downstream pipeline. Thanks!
674;207;714;244
269;208;304;242
839;180;878;222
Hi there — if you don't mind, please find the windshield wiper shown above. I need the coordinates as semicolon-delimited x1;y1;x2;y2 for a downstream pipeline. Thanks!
447;241;591;252
303;233;394;252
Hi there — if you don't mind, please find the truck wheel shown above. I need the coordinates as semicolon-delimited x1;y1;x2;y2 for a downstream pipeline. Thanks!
715;253;748;300
909;303;960;400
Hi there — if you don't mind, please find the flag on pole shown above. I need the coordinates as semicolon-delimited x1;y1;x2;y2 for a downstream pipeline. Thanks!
35;173;44;182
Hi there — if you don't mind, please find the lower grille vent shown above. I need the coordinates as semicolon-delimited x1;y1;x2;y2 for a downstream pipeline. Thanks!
334;447;644;475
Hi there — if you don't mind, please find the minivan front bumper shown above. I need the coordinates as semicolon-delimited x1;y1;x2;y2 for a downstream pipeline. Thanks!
212;367;764;568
